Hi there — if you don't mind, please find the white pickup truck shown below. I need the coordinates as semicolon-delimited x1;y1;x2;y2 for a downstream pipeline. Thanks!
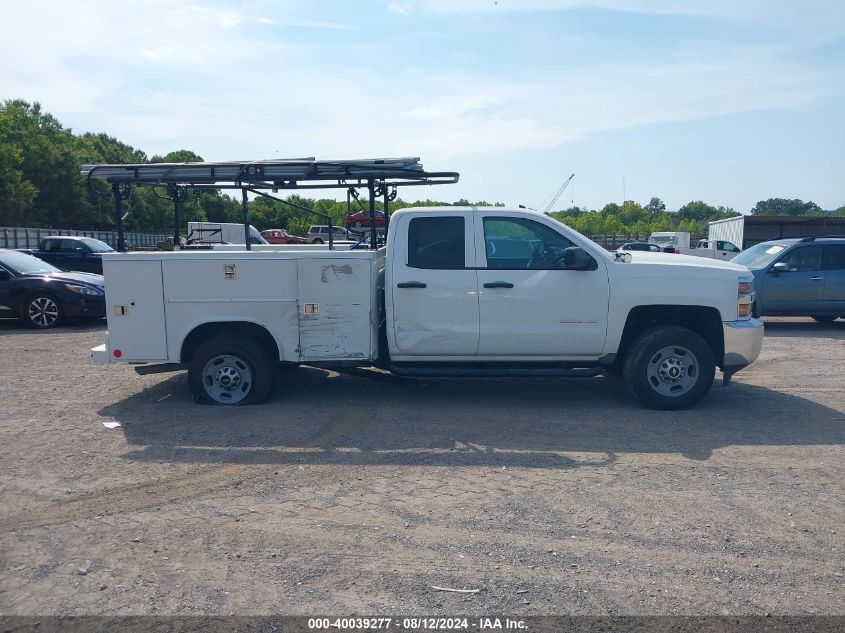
92;207;763;410
649;232;740;261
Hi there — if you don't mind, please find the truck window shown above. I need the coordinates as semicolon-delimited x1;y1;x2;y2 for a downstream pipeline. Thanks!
61;239;83;252
483;217;573;270
407;217;465;269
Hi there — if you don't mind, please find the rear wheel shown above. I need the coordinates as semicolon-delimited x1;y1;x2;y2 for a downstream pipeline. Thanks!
811;315;837;323
188;335;274;405
24;293;63;329
622;325;715;410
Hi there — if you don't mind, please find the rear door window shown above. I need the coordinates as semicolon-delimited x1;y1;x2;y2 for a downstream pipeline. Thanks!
408;217;465;269
822;245;845;270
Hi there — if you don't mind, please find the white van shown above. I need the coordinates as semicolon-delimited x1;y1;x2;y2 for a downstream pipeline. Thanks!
186;222;268;245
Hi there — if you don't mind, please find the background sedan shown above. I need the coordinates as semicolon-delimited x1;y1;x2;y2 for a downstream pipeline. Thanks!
0;249;105;328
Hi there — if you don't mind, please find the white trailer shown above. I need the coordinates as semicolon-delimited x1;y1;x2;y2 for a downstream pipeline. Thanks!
708;216;745;250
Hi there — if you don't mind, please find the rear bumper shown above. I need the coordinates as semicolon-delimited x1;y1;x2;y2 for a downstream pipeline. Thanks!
91;342;109;364
91;332;111;364
722;318;764;373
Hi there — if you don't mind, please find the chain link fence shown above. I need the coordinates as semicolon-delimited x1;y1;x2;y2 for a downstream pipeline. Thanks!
0;227;168;250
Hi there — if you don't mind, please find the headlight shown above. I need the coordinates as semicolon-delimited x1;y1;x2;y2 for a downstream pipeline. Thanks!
65;283;104;296
737;277;754;320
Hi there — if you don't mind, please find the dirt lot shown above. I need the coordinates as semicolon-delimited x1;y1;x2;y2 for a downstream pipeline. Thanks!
0;317;843;616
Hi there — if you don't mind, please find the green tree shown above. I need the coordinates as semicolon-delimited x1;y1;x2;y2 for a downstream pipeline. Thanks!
751;198;822;216
644;197;666;213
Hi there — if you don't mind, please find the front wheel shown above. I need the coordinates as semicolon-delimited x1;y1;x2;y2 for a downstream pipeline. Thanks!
622;325;715;410
312;238;324;244
24;293;64;329
353;220;363;228
188;335;274;405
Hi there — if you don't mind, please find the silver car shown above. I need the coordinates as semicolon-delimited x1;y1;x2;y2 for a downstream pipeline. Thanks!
306;225;350;244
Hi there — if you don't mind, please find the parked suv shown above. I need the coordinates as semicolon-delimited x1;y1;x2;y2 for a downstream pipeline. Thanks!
732;236;845;322
306;225;350;244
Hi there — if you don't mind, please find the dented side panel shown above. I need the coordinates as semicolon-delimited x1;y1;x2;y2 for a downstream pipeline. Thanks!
296;257;376;361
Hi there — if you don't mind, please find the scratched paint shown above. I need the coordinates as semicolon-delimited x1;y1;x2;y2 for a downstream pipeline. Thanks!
320;264;354;283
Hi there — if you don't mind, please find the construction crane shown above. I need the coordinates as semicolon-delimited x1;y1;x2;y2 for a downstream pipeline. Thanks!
541;172;575;214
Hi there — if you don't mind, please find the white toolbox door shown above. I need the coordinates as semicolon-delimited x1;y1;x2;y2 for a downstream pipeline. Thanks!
105;259;167;360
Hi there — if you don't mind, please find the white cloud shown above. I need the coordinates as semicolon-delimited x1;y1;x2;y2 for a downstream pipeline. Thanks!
387;2;413;15
138;46;175;61
0;0;839;167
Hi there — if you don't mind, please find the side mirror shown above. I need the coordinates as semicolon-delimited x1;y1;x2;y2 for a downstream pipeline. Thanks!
563;246;593;270
771;262;789;273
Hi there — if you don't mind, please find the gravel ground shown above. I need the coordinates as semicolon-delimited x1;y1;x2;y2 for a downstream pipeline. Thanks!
0;317;843;616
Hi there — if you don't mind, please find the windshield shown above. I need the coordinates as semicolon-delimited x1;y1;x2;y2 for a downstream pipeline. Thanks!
79;238;114;252
732;242;788;269
1;251;61;274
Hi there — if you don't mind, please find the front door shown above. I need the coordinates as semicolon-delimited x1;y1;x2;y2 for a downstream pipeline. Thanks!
763;245;825;313
475;215;609;357
389;213;479;356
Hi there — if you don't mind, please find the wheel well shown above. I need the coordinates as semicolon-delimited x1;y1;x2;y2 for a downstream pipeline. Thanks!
619;305;724;366
180;322;280;364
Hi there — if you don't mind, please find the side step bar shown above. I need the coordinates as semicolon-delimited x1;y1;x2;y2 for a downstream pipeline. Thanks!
388;365;604;378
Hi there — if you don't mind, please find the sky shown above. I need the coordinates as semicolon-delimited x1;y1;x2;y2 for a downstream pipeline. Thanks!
1;0;844;212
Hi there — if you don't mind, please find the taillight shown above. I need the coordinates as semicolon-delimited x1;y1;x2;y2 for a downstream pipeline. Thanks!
113;349;122;358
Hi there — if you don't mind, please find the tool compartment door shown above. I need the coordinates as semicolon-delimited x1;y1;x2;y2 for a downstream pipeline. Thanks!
297;257;374;361
104;259;167;360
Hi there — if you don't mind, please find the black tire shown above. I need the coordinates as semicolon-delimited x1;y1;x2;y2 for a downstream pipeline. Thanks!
188;335;274;405
622;325;715;410
811;315;837;323
23;292;64;329
353;220;363;228
312;238;324;244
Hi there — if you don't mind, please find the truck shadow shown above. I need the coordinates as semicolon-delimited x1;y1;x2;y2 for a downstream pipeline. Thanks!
100;366;845;467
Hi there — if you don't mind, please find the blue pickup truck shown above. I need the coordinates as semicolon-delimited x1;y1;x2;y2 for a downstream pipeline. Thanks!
20;236;115;274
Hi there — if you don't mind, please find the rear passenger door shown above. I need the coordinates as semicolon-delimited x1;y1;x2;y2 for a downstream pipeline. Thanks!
389;213;479;356
822;244;845;313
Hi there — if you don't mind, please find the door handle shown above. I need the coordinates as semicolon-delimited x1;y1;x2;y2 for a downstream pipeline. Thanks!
810;276;824;281
483;281;514;288
397;281;427;288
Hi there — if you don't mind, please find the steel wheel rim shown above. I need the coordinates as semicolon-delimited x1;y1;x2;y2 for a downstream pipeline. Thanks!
28;297;59;327
201;354;253;404
645;345;699;397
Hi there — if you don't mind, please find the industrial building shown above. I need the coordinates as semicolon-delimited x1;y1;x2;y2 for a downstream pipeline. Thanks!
708;215;845;250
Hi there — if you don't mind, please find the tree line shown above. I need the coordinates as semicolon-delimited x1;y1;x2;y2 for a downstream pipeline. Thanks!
2;99;843;239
